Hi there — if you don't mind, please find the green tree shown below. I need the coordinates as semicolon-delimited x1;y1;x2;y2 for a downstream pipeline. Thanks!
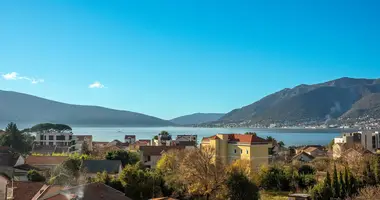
298;165;316;175
159;131;169;136
119;163;164;200
27;170;45;182
0;122;33;153
245;132;257;136
339;171;346;198
94;171;110;184
332;164;340;198
258;165;292;191
323;171;333;198
297;174;316;191
105;150;139;166
30;123;72;133
226;170;259;200
344;167;350;196
278;141;285;147
364;161;376;186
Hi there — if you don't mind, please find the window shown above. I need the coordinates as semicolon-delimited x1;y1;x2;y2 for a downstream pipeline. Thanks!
240;149;242;154
246;150;249;154
49;142;54;145
40;135;44;140
56;135;66;140
69;135;72;140
234;149;236;154
40;142;43;145
49;135;54;140
372;136;376;149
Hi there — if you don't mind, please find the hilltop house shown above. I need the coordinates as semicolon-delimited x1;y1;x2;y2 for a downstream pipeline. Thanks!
200;134;270;169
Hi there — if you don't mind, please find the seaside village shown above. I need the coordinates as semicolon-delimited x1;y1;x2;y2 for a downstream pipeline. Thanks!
1;123;380;200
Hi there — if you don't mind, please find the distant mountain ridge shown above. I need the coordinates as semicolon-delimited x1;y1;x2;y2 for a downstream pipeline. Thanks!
170;113;224;125
215;77;380;126
0;90;174;127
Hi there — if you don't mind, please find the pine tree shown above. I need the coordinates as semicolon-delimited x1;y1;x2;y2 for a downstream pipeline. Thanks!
372;157;380;184
349;172;358;196
364;161;376;186
339;171;346;198
332;164;340;198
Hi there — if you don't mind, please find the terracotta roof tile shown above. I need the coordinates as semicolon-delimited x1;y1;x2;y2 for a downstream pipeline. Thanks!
12;181;44;200
202;134;268;144
26;156;68;165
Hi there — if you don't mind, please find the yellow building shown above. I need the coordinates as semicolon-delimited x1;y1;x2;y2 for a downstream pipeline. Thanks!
200;133;271;169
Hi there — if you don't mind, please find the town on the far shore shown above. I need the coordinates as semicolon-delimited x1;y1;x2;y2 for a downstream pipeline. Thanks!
1;122;380;200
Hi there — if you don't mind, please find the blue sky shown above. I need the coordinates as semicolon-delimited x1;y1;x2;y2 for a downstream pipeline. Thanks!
1;0;380;120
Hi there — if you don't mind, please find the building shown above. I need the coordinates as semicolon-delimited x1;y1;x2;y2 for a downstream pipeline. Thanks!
333;131;380;157
34;130;73;147
71;135;93;152
124;135;136;144
5;181;45;200
0;147;26;179
200;134;271;169
175;135;197;142
138;146;185;169
292;152;315;163
82;160;123;178
33;183;132;200
303;147;327;158
25;156;68;171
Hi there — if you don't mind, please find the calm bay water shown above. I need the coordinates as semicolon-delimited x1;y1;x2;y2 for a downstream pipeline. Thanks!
70;127;343;146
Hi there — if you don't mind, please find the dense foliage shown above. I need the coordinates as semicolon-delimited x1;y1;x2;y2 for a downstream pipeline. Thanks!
27;170;45;182
226;169;259;200
0;123;34;153
29;123;72;132
105;150;139;166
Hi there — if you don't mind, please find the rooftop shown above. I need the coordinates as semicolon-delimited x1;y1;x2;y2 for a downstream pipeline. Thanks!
82;160;122;174
11;181;45;200
202;133;268;144
39;183;132;200
26;156;68;165
139;146;185;156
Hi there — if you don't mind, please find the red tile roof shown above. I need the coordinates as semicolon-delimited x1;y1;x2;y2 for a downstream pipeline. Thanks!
26;156;68;165
76;135;92;141
12;181;44;200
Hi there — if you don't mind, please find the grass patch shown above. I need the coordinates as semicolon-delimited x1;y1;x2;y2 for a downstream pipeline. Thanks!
260;191;289;200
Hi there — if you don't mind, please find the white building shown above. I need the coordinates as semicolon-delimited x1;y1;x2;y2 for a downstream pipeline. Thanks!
359;131;380;152
71;135;93;152
34;130;73;147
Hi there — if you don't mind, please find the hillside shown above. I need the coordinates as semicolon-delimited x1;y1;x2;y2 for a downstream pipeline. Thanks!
0;90;174;127
170;113;224;125
217;77;380;126
341;93;380;119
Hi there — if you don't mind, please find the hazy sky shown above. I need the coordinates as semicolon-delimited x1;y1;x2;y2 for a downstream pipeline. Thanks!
1;0;380;119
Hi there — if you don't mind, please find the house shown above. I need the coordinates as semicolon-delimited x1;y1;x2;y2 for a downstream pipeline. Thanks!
34;183;132;200
82;160;123;177
92;141;109;148
303;147;327;157
5;181;45;200
25;156;68;171
70;135;93;152
295;145;324;155
200;134;271;169
175;135;197;142
124;135;136;144
292;152;315;163
341;148;374;165
0;174;9;200
0;147;25;179
139;146;185;168
129;139;151;150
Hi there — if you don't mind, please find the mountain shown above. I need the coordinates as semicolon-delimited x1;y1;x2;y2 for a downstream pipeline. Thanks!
341;93;380;119
0;90;174;127
170;113;225;125
216;77;380;126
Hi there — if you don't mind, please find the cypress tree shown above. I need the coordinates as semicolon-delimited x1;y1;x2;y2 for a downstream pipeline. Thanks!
332;164;340;198
322;171;333;199
349;173;358;196
339;171;345;198
344;167;350;196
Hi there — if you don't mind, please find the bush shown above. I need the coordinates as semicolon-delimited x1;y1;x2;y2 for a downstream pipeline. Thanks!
27;170;45;182
258;165;292;191
298;165;315;175
297;174;316;190
226;170;260;200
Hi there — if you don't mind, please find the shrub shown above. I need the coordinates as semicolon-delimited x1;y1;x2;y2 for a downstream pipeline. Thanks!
27;170;45;182
298;165;315;175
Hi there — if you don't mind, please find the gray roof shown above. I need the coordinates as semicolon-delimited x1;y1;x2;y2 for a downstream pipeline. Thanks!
83;160;122;174
0;153;19;167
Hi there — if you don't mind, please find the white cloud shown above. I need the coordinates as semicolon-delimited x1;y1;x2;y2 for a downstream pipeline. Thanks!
89;81;106;89
2;72;18;80
1;72;44;84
